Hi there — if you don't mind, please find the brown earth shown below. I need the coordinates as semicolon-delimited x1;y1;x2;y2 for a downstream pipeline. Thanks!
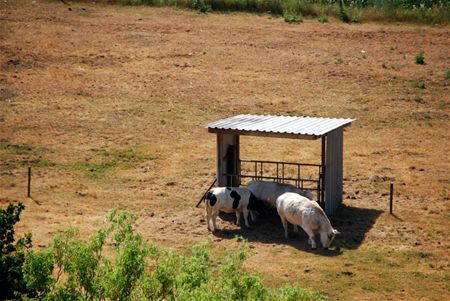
1;1;449;300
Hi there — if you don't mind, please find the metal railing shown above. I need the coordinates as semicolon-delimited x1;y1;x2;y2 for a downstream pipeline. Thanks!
223;159;323;203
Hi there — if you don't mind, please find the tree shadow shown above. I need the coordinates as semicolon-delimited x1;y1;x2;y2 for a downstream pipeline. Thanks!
214;204;382;256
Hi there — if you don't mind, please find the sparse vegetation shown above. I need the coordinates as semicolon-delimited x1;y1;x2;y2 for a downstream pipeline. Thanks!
283;11;303;23
192;0;211;13
318;13;328;23
60;148;157;178
0;143;156;178
335;57;344;65
412;80;426;89
0;140;35;155
351;13;361;23
95;148;158;163
339;0;351;22
445;69;450;79
63;148;157;178
64;161;118;178
63;0;450;24
282;1;304;23
404;250;434;260
414;94;424;103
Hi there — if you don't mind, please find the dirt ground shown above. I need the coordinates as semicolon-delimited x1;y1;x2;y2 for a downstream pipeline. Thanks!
1;1;449;300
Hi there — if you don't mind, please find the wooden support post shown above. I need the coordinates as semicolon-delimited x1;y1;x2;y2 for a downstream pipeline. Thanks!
27;167;31;198
389;183;394;214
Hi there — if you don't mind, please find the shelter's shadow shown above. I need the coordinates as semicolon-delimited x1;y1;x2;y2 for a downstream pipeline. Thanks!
215;205;382;255
329;205;383;250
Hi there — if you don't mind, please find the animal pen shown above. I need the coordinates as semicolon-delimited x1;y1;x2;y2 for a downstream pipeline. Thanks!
206;114;354;215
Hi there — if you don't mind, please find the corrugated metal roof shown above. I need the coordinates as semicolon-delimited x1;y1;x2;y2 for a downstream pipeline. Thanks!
206;114;354;139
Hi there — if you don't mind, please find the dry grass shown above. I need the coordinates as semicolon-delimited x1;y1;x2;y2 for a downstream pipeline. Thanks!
1;1;449;300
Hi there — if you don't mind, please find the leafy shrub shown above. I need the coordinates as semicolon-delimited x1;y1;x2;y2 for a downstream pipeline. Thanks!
414;95;424;103
192;0;212;13
119;0;143;5
412;80;426;89
283;11;303;23
16;208;327;300
335;57;344;64
0;203;33;299
351;12;361;23
318;14;328;23
339;0;351;22
23;250;54;297
415;51;425;64
445;69;450;80
283;2;303;23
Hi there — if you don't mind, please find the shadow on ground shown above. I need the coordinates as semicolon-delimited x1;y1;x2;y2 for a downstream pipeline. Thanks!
214;205;383;256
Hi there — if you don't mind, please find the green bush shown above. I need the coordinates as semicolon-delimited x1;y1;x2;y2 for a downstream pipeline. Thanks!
415;51;425;64
414;95;424;103
23;250;54;297
351;12;361;23
412;80;426;89
445;69;450;80
14;207;328;300
119;0;143;5
0;203;33;299
318;13;328;23
283;11;303;23
339;0;351;22
283;1;303;23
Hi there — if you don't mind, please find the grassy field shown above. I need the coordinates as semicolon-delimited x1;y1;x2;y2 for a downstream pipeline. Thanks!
1;0;449;300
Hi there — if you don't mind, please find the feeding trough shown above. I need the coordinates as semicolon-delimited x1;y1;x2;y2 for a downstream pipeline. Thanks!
205;114;354;215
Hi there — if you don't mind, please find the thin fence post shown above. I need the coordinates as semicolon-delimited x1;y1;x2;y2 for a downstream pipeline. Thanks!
27;167;31;198
389;183;394;214
196;178;217;208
